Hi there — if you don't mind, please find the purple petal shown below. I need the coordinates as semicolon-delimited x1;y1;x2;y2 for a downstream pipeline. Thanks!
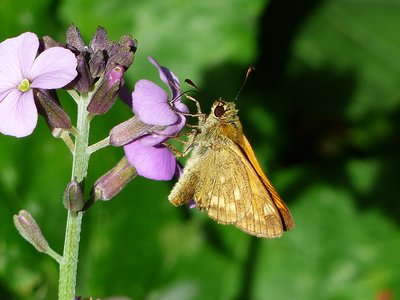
174;98;189;114
132;79;178;126
0;32;39;84
0;72;15;99
0;89;37;137
175;161;184;178
148;57;180;100
124;140;177;180
188;200;197;209
30;47;77;89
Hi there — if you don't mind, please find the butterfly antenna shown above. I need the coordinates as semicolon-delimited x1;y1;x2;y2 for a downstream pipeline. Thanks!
184;79;210;97
234;66;255;101
185;79;200;91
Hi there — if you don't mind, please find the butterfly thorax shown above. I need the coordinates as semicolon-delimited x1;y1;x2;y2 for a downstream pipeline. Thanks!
195;99;243;147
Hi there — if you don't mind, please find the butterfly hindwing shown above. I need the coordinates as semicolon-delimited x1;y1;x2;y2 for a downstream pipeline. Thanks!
193;143;251;224
193;140;286;237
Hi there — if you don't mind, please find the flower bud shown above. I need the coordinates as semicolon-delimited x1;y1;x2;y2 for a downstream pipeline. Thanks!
13;210;49;253
64;24;137;96
89;26;109;53
106;46;134;74
63;179;85;211
87;66;124;115
66;24;85;51
91;156;137;202
105;35;136;74
89;50;106;79
73;52;94;94
119;34;138;53
109;115;163;146
42;35;63;49
34;89;72;133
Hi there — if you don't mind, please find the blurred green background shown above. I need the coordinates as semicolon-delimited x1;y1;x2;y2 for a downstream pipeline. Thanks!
1;0;400;299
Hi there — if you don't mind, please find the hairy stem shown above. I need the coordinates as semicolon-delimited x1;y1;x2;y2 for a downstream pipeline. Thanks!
58;92;91;300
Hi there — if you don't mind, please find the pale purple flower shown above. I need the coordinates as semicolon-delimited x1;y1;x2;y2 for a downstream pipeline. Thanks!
124;57;188;180
0;32;77;137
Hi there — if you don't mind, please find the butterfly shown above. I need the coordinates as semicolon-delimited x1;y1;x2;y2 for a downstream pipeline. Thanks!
168;98;294;237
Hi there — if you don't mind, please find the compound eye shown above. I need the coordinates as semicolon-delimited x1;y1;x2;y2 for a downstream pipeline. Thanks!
214;105;225;117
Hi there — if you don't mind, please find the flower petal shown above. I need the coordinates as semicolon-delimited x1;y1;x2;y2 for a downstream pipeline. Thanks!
0;89;37;137
0;72;15;100
0;32;39;84
30;47;77;89
132;79;178;126
174;98;189;114
148;56;180;99
124;140;177;180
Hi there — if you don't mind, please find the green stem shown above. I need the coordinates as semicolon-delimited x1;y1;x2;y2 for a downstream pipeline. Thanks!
46;247;64;264
58;93;91;300
87;136;110;155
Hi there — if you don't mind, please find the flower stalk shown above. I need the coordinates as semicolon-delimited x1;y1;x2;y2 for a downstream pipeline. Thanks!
58;91;91;300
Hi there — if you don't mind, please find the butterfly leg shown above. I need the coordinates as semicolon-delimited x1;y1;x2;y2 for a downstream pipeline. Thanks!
182;95;206;123
162;142;184;157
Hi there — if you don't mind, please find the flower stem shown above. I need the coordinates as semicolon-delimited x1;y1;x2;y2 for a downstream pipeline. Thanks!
58;93;91;300
88;136;110;155
46;247;64;264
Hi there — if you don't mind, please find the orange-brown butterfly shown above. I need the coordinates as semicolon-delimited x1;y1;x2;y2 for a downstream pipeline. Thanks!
168;96;294;238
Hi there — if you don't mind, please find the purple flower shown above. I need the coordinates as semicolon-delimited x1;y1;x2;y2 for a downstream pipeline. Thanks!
0;32;77;137
123;57;188;180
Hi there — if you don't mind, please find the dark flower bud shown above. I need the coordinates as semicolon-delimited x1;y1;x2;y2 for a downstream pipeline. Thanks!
119;34;138;53
104;35;137;73
91;156;137;202
13;210;49;253
42;35;63;49
89;26;109;53
63;179;85;211
73;52;93;93
106;46;134;73
66;24;85;51
34;89;72;134
118;85;133;108
109;115;163;146
89;50;106;79
64;24;137;95
87;66;124;115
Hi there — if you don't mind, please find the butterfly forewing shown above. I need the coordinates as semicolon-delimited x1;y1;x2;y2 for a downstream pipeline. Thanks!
224;140;286;237
240;135;295;231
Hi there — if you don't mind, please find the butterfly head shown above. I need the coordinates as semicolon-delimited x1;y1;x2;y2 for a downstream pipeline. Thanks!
210;99;239;122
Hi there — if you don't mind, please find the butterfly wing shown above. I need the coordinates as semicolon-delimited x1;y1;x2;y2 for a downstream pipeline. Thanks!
193;143;251;223
239;135;294;231
239;135;295;232
194;139;288;237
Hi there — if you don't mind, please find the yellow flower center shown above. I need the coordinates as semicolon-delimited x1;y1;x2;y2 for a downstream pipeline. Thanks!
18;78;31;92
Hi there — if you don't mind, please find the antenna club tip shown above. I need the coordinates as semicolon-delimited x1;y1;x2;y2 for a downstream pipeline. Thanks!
184;78;194;85
247;66;255;75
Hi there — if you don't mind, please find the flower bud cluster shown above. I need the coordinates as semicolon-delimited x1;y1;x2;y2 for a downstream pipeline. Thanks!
64;25;137;114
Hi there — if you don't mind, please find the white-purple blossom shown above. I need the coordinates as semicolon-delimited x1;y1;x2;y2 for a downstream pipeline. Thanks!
0;32;77;137
123;57;188;180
